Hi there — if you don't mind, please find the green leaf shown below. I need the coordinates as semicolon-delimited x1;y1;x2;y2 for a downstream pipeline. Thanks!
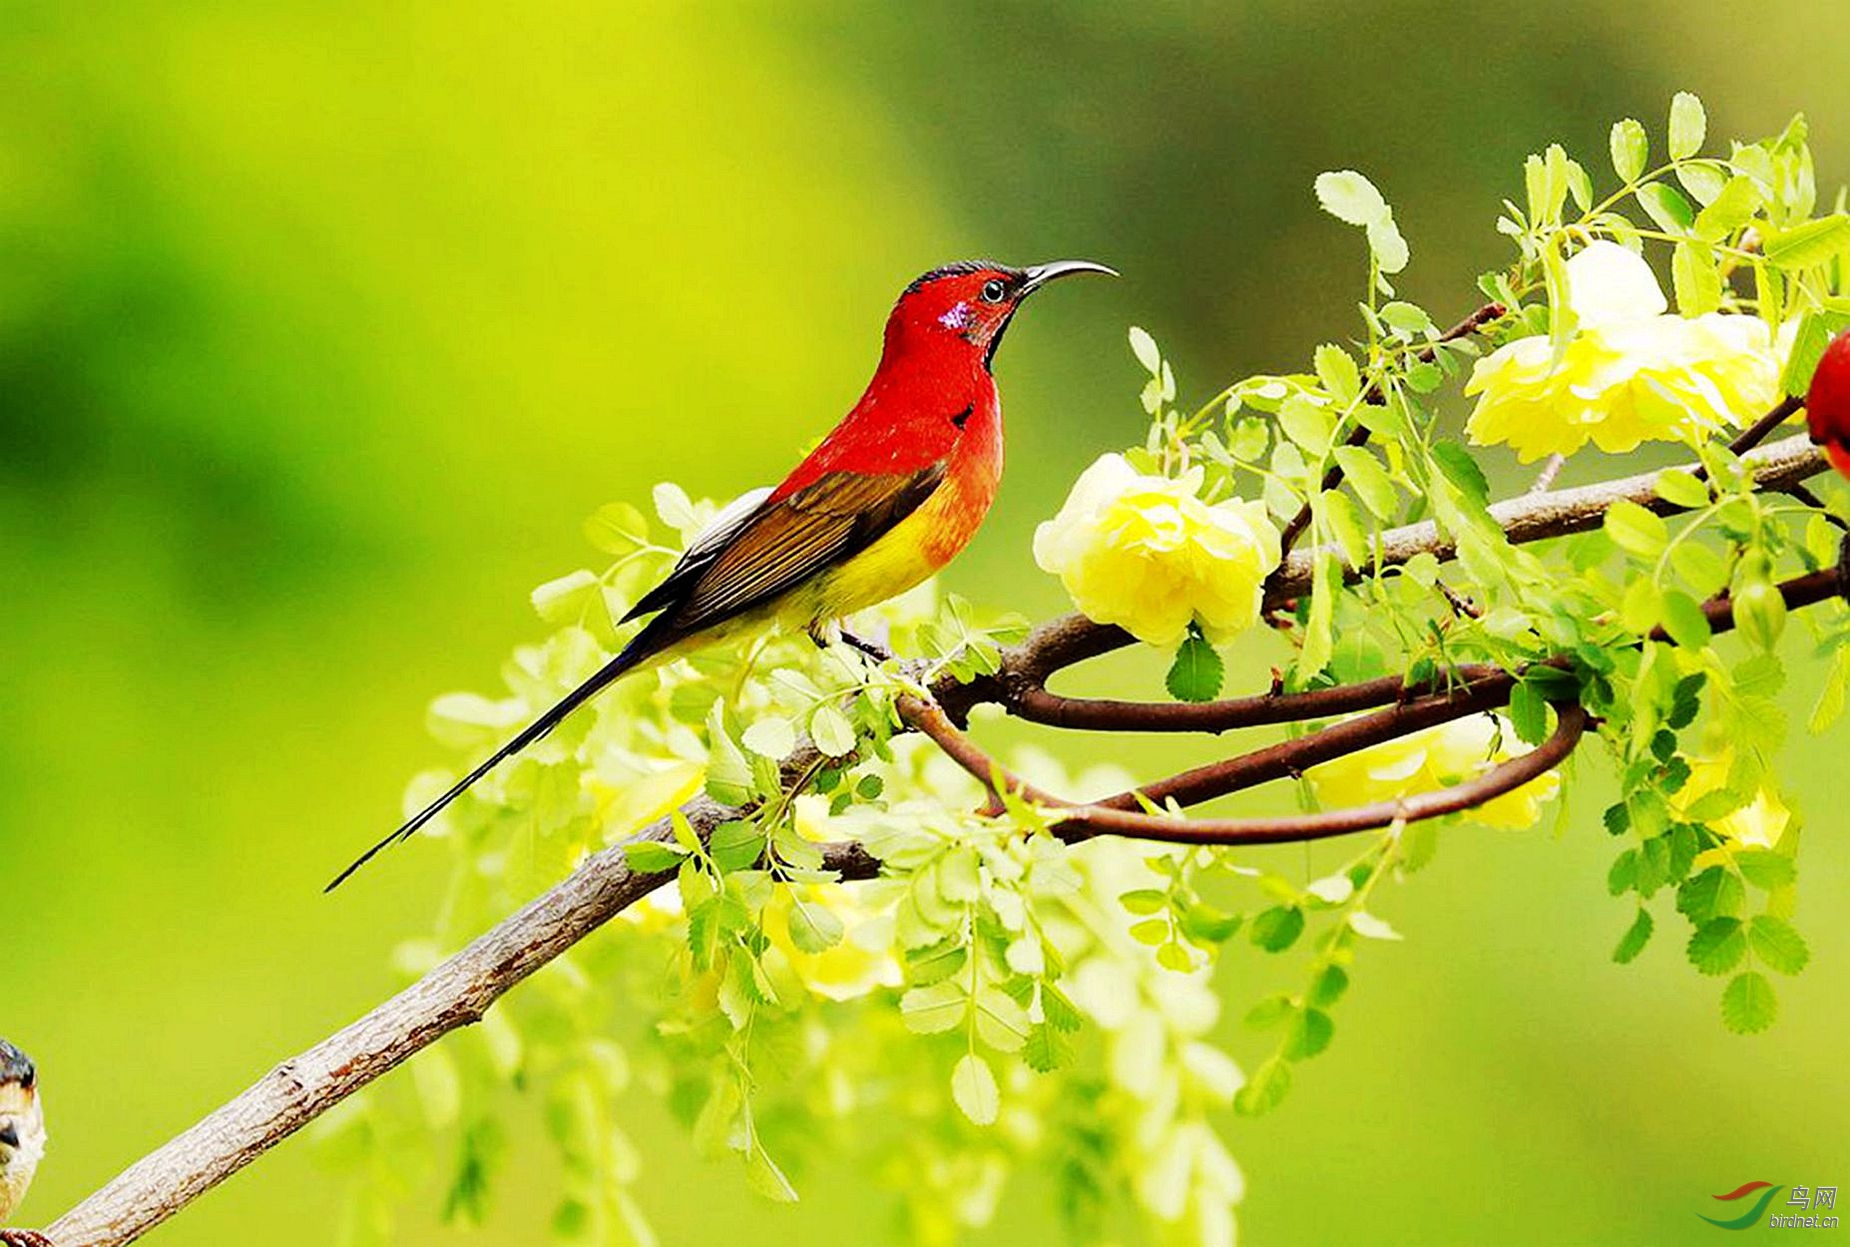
1296;552;1335;679
530;569;603;625
1671;241;1723;316
1283;1007;1335;1060
651;481;699;533
1307;963;1350;1008
1128;326;1163;374
899;981;967;1034
1687;917;1747;976
1668;91;1706;159
1763;214;1850;270
1334;445;1398;518
1653;470;1710;510
704;705;754;806
1670;541;1728;599
1736;849;1795;889
1508;679;1549;746
1610;118;1648;183
709;821;765;873
1693;175;1760;242
1368;217;1410;274
741;716;796;760
745;1146;799;1203
1781;311;1843;398
1314;343;1362;402
1747;914;1809;975
1721;970;1777;1034
1023;1023;1074;1073
1677;866;1745;924
582;500;650;554
1041;982;1084;1033
1348;910;1403;941
1166;631;1225;703
1658;588;1713;649
1313;170;1407;272
1244;994;1294;1030
1249;905;1305;952
952;1053;1000;1125
1637;182;1695;234
622;841;687;873
974;988;1032;1052
1117;888;1168;916
1278;393;1334;455
1431;439;1489;510
1177;900;1242;944
1233;1055;1293;1116
1314;169;1390;226
784;897;845;954
1613;907;1654;964
1809;645;1850;733
808;704;856;759
1604;500;1669;559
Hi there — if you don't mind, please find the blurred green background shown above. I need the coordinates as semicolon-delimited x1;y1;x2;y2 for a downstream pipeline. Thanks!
4;2;1848;1242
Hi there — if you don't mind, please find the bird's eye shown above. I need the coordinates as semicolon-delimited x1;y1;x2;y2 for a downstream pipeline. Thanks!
980;278;1007;303
0;1122;18;1149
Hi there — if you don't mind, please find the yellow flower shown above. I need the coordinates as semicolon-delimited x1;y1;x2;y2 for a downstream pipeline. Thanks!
1673;752;1790;865
1032;454;1282;647
1465;241;1779;462
1306;713;1560;829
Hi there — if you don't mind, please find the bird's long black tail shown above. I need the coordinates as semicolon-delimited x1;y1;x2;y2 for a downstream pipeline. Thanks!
326;626;664;891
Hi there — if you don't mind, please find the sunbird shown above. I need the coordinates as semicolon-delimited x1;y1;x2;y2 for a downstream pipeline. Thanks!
0;1039;47;1247
330;259;1114;888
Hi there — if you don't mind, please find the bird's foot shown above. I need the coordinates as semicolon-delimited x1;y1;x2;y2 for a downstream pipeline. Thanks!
838;631;894;663
0;1229;55;1246
806;621;895;664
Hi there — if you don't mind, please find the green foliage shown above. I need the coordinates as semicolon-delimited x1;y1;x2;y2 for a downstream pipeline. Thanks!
334;88;1850;1247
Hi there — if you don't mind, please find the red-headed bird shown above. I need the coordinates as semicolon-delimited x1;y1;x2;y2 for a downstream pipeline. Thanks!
1807;326;1850;478
330;259;1114;888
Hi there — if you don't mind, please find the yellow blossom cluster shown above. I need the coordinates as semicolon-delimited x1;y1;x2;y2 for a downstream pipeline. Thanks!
1464;241;1780;462
1032;454;1283;647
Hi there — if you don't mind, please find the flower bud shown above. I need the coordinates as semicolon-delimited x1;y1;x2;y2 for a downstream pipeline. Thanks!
1732;553;1787;650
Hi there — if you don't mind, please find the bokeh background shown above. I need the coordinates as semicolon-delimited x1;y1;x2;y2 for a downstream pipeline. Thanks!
4;2;1848;1243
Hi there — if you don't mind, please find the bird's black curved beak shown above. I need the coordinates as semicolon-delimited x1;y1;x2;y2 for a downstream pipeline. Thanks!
1019;259;1118;295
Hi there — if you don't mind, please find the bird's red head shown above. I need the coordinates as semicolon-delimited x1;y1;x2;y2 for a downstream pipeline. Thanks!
884;259;1116;369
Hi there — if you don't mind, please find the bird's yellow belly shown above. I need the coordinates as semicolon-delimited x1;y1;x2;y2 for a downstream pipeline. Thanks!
785;469;994;626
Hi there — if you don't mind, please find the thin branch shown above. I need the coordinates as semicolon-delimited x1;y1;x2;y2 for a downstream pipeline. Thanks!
1093;672;1516;812
1007;664;1502;733
1276;301;1505;551
1043;703;1588;846
1728;392;1805;457
1527;452;1568;494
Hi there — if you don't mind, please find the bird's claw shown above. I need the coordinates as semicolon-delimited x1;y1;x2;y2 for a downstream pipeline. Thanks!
838;631;894;663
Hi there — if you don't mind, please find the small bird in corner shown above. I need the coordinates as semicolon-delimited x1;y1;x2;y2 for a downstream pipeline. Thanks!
328;257;1115;890
0;1039;49;1247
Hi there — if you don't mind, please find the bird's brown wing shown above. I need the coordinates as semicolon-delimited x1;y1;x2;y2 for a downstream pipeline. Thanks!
644;463;947;639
